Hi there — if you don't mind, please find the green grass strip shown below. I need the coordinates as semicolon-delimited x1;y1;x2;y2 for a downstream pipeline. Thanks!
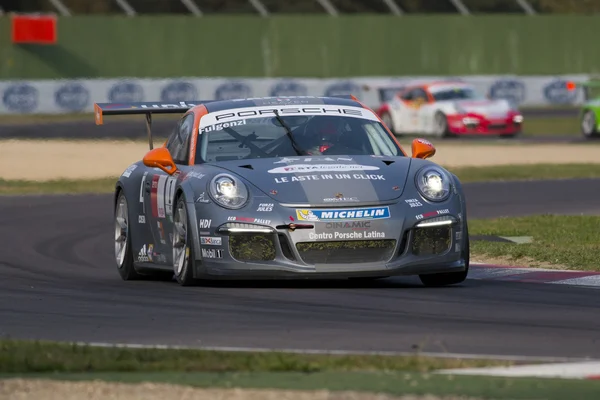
0;339;510;374
2;371;599;400
470;215;600;271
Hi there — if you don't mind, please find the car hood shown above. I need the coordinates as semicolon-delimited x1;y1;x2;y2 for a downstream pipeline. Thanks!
209;155;413;205
455;99;512;117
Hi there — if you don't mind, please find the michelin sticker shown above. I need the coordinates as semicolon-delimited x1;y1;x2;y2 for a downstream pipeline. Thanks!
296;207;390;222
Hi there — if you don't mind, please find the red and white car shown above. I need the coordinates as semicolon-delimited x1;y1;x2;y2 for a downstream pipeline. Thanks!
376;81;524;137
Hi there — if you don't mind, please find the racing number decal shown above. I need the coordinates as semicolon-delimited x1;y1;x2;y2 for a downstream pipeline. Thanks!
165;176;177;217
150;175;178;218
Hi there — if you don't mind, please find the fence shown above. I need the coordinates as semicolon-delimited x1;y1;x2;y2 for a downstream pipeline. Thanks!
1;16;600;80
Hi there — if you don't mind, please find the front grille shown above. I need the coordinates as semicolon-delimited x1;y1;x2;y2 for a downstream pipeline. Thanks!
229;233;277;261
488;123;507;130
411;226;452;256
296;240;396;264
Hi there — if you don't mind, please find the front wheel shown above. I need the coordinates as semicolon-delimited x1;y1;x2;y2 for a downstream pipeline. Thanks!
419;232;470;287
581;110;599;138
114;191;143;281
172;195;198;286
433;112;449;137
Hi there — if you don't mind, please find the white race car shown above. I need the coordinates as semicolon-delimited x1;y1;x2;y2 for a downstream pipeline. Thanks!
376;81;524;137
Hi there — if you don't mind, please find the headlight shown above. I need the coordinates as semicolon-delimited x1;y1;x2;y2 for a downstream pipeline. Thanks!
415;166;451;202
208;173;249;209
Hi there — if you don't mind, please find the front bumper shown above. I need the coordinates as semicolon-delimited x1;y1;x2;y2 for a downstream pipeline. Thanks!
447;113;523;135
192;206;467;280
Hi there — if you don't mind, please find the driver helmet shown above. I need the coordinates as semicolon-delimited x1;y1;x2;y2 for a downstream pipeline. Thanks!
299;116;343;155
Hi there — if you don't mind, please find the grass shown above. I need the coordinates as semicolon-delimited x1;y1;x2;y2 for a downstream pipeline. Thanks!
469;215;600;271
2;164;599;195
0;339;509;374
3;371;600;400
0;340;597;400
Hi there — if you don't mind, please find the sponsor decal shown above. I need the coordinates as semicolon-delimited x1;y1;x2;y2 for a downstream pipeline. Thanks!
324;221;371;230
160;81;198;102
200;119;246;133
150;175;177;218
274;157;352;164
227;216;271;225
196;192;210;203
184;171;206;181
198;219;212;229
392;186;400;191
201;236;223;246
138;215;146;224
201;248;223;259
54;82;90;112
405;199;423;208
270;81;308;97
456;231;462;240
257;203;274;212
137;244;153;262
2;83;39;112
157;221;166;244
543;79;578;105
324;81;361;97
274;173;384;184
270;190;278;195
489;79;526;105
269;164;379;174
122;164;138;178
416;138;433;146
323;196;359;203
215;81;252;100
296;207;390;222
108;81;144;102
455;243;461;252
208;105;374;123
415;209;450;220
308;231;385;240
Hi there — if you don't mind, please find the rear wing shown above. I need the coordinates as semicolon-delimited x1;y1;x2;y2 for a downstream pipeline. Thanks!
94;101;215;149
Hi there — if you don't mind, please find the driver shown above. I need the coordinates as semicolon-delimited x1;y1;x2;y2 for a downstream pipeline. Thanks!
296;116;344;155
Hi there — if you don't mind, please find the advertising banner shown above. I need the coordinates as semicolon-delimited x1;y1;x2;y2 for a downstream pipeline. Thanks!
0;75;590;115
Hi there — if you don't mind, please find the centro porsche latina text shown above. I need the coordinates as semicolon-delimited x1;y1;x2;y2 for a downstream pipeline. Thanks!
309;231;385;240
296;207;390;222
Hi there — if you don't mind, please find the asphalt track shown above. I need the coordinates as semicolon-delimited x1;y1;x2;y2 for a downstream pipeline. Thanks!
1;178;600;360
0;107;591;143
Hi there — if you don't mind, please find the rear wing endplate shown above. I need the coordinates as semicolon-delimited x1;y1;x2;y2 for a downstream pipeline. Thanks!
93;101;214;150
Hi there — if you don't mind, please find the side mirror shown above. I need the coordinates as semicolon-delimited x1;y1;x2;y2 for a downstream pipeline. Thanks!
143;147;178;175
411;138;436;159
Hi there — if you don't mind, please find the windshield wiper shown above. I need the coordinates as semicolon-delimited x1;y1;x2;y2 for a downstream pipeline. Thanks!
273;110;307;156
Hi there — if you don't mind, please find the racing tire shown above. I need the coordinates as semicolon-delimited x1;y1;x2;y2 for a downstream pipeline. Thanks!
114;191;143;281
581;110;599;138
381;113;397;135
433;112;450;138
172;195;198;286
419;231;470;287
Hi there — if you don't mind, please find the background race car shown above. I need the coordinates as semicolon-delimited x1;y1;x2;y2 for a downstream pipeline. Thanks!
376;81;524;138
571;79;600;138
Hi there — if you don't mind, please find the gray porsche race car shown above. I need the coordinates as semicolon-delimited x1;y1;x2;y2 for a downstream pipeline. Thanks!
96;95;469;287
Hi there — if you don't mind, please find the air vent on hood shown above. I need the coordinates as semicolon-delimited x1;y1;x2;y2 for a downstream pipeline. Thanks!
238;164;254;170
382;160;395;166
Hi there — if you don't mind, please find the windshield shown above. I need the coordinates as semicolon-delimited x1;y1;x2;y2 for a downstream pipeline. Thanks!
431;86;482;101
195;106;402;163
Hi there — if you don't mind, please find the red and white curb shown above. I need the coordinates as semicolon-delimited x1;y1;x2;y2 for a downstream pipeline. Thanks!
436;361;600;380
470;263;600;289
